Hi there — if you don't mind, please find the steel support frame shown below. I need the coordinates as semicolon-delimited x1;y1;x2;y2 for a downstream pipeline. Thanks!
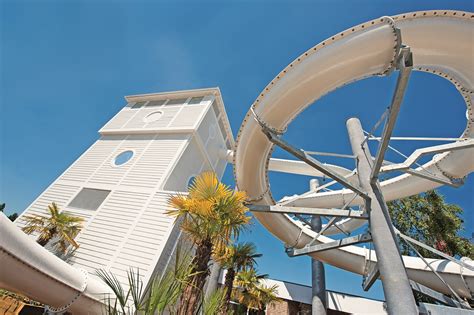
262;129;369;199
380;139;474;173
287;233;372;257
362;263;380;291
247;204;368;219
347;118;418;315
370;46;413;182
410;281;466;309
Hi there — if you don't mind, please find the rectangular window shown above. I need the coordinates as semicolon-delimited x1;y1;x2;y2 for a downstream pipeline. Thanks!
68;188;111;211
146;100;166;107
188;96;204;105
131;101;146;109
166;98;187;106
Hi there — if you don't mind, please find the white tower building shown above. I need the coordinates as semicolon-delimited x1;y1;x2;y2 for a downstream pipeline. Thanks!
15;87;234;291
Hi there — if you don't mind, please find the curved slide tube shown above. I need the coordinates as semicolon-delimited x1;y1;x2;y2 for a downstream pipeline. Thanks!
0;213;111;314
234;11;474;298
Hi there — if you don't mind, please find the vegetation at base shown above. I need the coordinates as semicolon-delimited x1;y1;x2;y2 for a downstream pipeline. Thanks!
97;242;194;315
21;202;84;253
233;269;279;313
99;171;278;314
388;190;473;305
166;171;250;315
388;190;473;259
214;242;262;313
0;203;18;221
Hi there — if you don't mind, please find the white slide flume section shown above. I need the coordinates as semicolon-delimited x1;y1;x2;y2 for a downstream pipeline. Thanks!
0;213;111;314
234;11;474;298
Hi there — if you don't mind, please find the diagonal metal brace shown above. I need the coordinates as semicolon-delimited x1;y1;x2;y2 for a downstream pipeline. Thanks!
362;263;380;291
380;139;474;173
404;168;464;188
396;231;474;272
410;280;467;309
286;232;372;257
247;204;368;219
261;128;369;200
370;46;413;182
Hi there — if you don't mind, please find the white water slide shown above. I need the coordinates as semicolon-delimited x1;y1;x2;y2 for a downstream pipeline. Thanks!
0;10;473;314
0;213;109;314
233;9;474;302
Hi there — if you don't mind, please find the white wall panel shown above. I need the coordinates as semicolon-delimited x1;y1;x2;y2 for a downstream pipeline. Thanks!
70;190;150;275
163;140;206;191
169;105;206;128
123;107;181;130
101;109;137;130
16;184;81;229
120;135;186;189
60;136;124;182
87;135;152;185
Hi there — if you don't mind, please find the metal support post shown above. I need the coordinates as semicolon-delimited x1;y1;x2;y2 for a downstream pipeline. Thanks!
310;179;327;314
347;118;418;315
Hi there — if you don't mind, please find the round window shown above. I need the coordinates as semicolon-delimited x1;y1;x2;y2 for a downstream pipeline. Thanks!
144;111;163;123
114;150;134;166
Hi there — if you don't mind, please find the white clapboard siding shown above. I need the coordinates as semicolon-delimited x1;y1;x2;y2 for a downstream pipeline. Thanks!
70;190;150;275
205;121;226;170
197;108;214;143
60;136;124;182
106;191;175;288
123;107;181;130
144;107;181;129
169;105;206;128
162;140;206;192
119;136;186;189
87;135;153;186
16;184;81;229
101;109;137;130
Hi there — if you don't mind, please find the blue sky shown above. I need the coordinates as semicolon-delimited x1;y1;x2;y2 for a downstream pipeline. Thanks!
1;0;473;301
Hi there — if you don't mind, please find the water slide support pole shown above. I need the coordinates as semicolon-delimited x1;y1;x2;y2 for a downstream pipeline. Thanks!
347;117;418;315
310;179;327;314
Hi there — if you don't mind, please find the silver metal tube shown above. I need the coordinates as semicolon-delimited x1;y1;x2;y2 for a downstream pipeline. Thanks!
347;117;418;315
310;178;327;314
370;47;413;181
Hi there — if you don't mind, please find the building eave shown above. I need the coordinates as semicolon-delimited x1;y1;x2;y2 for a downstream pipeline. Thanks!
124;87;235;148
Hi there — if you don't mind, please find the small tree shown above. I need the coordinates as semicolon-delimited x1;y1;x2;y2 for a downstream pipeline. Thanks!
22;202;83;253
388;190;473;258
167;171;250;315
215;242;262;313
233;269;278;313
0;203;19;221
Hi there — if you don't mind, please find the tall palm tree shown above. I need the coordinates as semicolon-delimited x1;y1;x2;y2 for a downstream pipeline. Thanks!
215;242;262;313
22;202;83;253
167;171;249;315
234;269;278;312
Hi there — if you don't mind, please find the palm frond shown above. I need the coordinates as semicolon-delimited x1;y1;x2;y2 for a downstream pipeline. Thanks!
96;269;130;314
203;288;227;315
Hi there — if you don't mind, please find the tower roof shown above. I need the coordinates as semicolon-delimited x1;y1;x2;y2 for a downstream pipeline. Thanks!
125;87;235;148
